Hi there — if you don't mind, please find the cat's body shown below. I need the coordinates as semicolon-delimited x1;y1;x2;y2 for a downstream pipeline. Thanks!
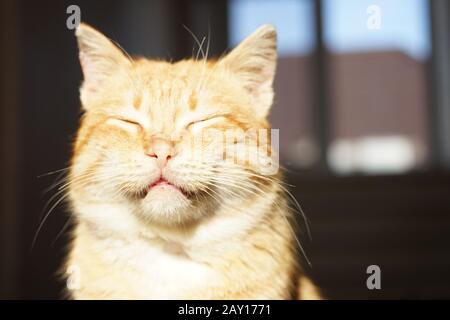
65;23;321;299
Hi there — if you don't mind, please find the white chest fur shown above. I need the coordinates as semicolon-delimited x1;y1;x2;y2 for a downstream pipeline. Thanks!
87;234;219;299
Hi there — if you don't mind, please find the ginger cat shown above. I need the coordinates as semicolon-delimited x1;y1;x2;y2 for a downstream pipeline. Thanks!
65;22;321;300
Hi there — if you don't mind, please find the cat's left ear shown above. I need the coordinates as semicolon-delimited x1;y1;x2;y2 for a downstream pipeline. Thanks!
219;24;277;118
75;23;131;106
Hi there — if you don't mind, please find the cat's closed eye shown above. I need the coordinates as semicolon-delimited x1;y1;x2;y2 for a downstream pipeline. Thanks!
106;117;142;132
117;118;141;126
187;116;225;131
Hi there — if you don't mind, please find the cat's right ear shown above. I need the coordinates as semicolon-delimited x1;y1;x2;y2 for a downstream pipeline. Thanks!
75;23;131;106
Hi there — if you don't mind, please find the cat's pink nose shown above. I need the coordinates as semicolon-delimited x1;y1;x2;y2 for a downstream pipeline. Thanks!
147;138;174;168
147;152;172;168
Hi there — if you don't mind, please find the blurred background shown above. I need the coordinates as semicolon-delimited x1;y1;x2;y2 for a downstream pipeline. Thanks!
1;0;450;299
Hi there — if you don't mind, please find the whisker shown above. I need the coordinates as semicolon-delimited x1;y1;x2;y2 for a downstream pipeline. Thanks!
37;167;70;178
31;192;70;251
182;24;206;61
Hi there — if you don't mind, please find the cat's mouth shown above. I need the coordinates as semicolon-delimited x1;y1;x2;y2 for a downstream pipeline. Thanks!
142;178;190;198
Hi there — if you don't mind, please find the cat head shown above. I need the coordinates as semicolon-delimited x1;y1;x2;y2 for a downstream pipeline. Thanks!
70;23;279;227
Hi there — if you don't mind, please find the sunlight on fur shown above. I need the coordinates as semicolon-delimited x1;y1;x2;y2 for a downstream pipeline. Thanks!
60;22;322;299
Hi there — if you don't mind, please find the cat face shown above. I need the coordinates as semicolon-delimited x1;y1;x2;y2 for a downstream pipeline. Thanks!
70;23;278;226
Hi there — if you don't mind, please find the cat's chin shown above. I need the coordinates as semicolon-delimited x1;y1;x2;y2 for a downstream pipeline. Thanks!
145;184;188;200
137;185;195;225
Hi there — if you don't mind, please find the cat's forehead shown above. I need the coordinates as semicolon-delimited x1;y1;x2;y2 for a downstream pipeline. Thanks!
132;58;214;85
105;60;223;132
127;59;221;113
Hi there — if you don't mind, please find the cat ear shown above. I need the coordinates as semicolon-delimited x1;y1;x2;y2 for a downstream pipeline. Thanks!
75;23;131;104
219;24;277;118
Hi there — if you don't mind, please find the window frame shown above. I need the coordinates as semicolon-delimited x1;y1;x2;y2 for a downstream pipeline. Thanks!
310;0;445;176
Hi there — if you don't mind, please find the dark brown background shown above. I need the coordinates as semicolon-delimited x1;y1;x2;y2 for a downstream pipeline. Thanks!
1;0;449;299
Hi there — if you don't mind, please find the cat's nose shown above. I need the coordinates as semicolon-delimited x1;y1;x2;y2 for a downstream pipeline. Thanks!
147;138;174;168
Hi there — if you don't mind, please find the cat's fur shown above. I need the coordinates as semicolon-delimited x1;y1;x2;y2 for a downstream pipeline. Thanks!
65;23;321;299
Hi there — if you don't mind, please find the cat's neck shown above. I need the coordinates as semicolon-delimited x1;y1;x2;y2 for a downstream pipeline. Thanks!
73;188;279;259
